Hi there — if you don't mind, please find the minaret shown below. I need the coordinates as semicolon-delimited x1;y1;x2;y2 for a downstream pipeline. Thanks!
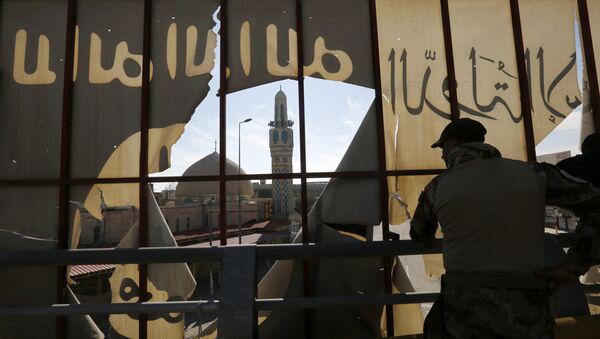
269;87;294;220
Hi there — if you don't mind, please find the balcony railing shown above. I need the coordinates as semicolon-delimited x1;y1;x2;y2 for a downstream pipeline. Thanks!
1;233;599;338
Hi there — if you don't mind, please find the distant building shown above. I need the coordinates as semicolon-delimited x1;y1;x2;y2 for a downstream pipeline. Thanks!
536;150;571;165
78;89;327;249
78;151;267;247
269;87;295;220
79;205;137;246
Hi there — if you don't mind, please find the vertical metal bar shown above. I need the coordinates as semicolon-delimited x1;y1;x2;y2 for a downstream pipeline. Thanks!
58;0;77;255
295;0;311;336
440;0;460;121
218;247;257;338
295;0;308;254
578;0;600;131
57;0;77;337
368;0;394;336
219;0;228;246
139;0;153;337
238;123;242;244
509;0;536;162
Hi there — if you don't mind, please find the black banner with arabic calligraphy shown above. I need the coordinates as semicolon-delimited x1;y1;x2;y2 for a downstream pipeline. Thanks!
226;0;374;93
0;0;67;180
0;0;220;265
2;0;376;180
72;0;219;178
302;0;374;88
0;0;218;181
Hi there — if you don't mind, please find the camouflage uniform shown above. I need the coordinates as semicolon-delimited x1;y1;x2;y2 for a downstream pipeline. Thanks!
411;143;600;338
540;163;600;275
438;285;553;339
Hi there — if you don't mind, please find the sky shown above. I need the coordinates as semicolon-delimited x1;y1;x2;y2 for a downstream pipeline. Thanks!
536;108;583;156
151;12;586;191
150;77;374;180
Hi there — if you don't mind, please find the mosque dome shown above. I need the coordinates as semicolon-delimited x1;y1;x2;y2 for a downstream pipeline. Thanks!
175;152;253;198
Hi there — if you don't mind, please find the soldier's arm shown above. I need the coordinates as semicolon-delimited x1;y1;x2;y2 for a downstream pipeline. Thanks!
538;163;600;275
410;182;438;248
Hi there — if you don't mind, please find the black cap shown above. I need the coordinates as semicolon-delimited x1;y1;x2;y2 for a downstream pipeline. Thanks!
431;118;487;148
582;132;600;154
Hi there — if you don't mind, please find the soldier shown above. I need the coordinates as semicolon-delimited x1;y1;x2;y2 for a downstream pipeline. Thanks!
410;118;600;338
557;132;600;187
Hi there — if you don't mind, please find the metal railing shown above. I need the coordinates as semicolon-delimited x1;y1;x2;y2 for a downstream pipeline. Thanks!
2;233;600;338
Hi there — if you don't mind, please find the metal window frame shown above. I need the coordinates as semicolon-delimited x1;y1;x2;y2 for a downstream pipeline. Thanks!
0;1;599;338
56;0;78;336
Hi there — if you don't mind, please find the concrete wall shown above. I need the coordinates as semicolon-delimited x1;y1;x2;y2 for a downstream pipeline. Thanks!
160;204;205;232
79;207;137;246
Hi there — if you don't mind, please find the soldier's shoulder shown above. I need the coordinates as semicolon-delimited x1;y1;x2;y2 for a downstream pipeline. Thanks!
426;173;446;191
421;173;448;203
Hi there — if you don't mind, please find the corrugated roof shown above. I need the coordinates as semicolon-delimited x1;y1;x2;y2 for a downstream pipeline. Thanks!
70;264;115;278
185;233;264;247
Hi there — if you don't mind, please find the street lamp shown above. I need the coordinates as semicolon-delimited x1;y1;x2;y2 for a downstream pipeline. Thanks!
238;118;252;244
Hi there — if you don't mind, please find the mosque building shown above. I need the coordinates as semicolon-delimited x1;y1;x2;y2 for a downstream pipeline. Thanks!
71;88;313;308
78;88;304;248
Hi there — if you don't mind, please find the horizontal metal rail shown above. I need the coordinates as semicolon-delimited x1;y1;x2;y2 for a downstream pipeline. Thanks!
0;233;575;266
256;283;600;309
0;293;437;316
256;293;440;310
0;300;219;316
583;284;600;294
1;283;599;316
0;169;447;187
0;233;593;319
